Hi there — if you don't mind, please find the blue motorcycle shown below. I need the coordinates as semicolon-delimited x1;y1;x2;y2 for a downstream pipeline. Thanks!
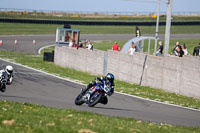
75;81;110;107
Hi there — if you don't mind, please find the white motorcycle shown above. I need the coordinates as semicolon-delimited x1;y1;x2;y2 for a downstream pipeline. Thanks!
0;72;8;92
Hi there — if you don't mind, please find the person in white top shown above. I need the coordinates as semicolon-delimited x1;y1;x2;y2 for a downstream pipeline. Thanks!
87;41;93;51
69;40;74;47
128;42;136;55
182;43;189;55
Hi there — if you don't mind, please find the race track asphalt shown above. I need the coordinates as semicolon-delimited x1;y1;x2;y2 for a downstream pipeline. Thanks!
0;59;200;127
0;34;200;127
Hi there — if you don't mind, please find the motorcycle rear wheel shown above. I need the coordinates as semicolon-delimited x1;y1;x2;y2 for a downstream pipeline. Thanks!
75;94;84;105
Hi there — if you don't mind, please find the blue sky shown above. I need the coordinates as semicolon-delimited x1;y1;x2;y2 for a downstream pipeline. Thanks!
1;0;200;13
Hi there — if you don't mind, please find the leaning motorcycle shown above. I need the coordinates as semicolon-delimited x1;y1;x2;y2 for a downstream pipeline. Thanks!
75;81;110;107
0;72;8;92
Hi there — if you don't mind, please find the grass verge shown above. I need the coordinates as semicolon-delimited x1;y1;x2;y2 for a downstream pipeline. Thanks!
0;101;200;133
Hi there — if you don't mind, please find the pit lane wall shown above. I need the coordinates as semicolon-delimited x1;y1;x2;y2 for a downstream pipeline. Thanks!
55;45;200;99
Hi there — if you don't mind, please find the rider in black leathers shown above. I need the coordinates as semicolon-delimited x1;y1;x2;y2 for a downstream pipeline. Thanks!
81;73;115;104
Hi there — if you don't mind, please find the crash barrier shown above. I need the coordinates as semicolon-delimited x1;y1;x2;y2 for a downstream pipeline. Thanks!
43;51;54;62
1;18;200;26
54;46;200;99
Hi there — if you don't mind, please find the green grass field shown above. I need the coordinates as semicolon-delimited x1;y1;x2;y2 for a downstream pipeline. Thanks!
1;101;199;133
0;22;200;35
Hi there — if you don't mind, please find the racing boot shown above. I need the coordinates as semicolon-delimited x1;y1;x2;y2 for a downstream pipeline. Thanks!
100;96;108;105
0;84;6;92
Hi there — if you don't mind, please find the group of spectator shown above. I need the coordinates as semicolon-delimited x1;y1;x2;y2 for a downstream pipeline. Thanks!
69;39;200;57
155;41;200;57
69;39;93;50
170;41;188;57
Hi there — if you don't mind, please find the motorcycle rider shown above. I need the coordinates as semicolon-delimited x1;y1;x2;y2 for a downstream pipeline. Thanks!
0;65;14;92
81;73;115;104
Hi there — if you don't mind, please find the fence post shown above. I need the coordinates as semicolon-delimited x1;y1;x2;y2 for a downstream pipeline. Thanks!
103;52;108;76
148;39;151;54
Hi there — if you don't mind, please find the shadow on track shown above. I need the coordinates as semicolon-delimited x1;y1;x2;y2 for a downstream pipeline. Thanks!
93;106;137;112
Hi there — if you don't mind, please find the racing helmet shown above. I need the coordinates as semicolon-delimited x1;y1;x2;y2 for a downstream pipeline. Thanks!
106;73;114;83
5;65;13;75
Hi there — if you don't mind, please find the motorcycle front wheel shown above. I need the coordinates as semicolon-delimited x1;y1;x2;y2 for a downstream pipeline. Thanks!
88;91;102;107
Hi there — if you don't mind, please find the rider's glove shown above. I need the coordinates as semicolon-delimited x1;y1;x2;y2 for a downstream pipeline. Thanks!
95;77;102;84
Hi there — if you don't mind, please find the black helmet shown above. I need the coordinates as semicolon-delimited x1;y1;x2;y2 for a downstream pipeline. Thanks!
106;73;114;83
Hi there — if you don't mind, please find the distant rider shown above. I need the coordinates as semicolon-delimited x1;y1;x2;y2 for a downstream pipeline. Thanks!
81;73;115;104
0;65;14;92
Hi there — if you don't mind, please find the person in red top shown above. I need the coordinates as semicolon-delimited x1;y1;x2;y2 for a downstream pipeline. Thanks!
112;42;120;51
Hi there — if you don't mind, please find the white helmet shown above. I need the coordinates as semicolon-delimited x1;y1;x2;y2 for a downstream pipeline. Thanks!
5;65;13;75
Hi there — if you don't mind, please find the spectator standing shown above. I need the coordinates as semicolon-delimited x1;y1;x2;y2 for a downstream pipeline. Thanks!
112;42;120;51
69;40;74;47
171;41;181;55
175;47;184;57
74;43;80;49
87;41;93;51
155;41;163;56
128;42;136;55
79;41;83;48
182;43;189;55
65;33;70;41
84;40;89;49
193;42;200;56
